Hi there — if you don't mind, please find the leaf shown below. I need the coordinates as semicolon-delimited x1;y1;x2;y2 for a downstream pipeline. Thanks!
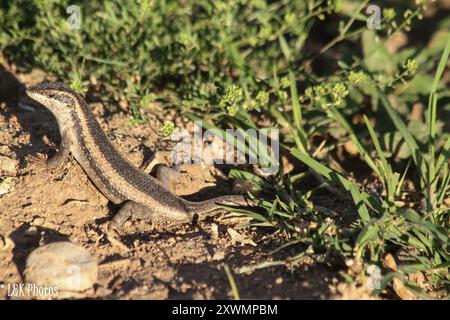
355;224;379;260
362;30;396;76
430;36;450;94
279;35;292;62
330;108;379;175
400;209;449;243
289;70;308;152
349;182;371;222
291;149;382;212
378;89;423;173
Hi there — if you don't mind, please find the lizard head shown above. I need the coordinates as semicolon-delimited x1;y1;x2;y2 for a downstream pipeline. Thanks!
26;81;81;117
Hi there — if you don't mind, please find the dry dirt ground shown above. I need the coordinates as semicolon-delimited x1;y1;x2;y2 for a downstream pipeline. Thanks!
0;66;362;300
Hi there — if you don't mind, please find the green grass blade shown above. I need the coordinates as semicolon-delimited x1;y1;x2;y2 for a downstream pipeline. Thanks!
224;264;240;300
426;38;450;210
330;108;380;175
289;70;308;152
349;183;371;222
435;135;450;175
291;149;382;212
378;88;421;168
395;160;411;197
430;37;450;94
363;115;396;207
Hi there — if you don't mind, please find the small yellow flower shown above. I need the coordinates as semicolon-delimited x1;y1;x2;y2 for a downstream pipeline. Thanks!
256;91;269;106
403;59;418;76
161;122;175;137
348;71;367;85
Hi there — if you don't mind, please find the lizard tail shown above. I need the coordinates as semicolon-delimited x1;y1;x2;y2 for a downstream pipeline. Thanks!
185;195;254;219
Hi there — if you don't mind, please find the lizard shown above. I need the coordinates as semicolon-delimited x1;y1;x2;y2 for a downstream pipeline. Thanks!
25;81;253;231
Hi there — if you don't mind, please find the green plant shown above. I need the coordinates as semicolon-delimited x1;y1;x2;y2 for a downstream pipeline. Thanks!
290;39;450;297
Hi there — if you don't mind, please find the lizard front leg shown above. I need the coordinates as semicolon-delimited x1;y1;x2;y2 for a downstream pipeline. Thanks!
46;131;71;168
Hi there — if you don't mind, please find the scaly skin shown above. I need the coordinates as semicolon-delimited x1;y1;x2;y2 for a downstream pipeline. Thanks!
26;81;252;230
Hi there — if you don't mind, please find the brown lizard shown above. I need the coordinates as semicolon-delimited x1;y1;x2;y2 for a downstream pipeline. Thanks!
26;81;252;230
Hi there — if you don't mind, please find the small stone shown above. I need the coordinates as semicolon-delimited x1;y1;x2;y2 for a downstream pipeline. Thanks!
393;277;416;300
210;223;219;240
383;253;398;271
25;242;98;292
343;141;358;157
444;197;450;206
0;177;13;196
0;155;19;176
25;226;38;237
33;217;45;227
275;277;283;285
345;259;354;267
0;235;14;251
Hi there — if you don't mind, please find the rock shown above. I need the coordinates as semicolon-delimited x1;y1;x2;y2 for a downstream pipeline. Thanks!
210;223;219;240
25;242;98;292
32;217;45;227
343;141;358;157
0;155;19;177
0;235;14;251
0;177;13;196
25;226;38;237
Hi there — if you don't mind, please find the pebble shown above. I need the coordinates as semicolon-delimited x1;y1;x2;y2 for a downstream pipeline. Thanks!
32;217;45;227
210;223;219;240
0;155;18;176
0;177;13;196
0;235;13;251
24;242;98;292
25;226;38;237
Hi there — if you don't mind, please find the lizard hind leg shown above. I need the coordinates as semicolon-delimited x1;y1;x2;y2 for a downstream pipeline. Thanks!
108;201;153;231
154;164;182;190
